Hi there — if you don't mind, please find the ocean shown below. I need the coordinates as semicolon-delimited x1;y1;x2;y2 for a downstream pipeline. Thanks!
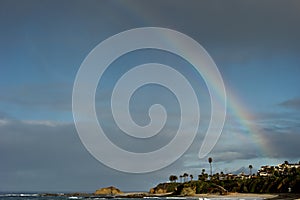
0;193;265;200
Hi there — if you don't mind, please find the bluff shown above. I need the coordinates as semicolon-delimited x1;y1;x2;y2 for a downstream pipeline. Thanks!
149;181;226;196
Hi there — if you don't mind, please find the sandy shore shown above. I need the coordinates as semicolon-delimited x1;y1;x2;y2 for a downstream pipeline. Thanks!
41;192;300;199
193;193;300;199
119;192;279;199
193;192;277;199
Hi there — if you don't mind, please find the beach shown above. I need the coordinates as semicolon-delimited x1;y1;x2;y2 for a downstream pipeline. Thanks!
193;192;277;199
3;191;300;200
116;192;279;199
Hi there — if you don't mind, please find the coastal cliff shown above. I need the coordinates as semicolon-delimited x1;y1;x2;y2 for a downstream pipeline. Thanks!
149;182;226;196
150;174;300;195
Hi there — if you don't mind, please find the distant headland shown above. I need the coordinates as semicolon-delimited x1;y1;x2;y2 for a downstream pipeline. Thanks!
149;159;300;195
40;159;300;199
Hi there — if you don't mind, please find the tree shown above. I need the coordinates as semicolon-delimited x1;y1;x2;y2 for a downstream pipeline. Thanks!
198;174;202;181
291;167;297;175
169;175;178;183
208;157;213;178
270;166;275;176
174;175;178;182
199;169;208;181
249;165;253;176
204;173;209;180
190;174;193;181
284;160;289;165
284;166;289;176
220;171;224;180
179;175;183;183
215;172;220;180
183;173;189;182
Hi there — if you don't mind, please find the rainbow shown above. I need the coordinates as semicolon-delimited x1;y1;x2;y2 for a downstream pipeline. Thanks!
225;87;270;158
102;2;269;158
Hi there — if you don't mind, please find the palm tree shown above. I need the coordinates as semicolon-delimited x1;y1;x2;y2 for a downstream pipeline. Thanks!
284;160;289;165
179;175;183;183
208;157;213;178
198;174;202;181
204;173;209;180
190;174;193;181
220;171;224;180
183;173;189;182
249;165;253;176
200;168;208;181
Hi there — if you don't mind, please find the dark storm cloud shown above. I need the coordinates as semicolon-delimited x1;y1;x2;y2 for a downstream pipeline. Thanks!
263;130;300;158
0;118;193;192
0;119;140;191
0;111;11;119
134;0;300;57
201;110;300;163
0;83;72;111
255;115;300;158
208;136;261;163
1;0;300;192
0;120;95;191
1;0;300;113
279;98;300;110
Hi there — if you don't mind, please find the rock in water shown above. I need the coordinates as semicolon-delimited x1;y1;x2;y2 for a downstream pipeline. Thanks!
94;186;123;195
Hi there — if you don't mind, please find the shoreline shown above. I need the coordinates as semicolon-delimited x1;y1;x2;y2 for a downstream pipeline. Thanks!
40;191;280;198
8;191;300;199
117;192;300;199
193;192;277;198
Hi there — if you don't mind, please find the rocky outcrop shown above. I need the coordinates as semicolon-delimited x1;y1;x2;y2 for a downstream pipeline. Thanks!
149;183;180;194
150;181;230;196
94;186;123;195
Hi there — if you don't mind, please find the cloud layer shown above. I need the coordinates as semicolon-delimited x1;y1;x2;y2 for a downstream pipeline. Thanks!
1;0;300;192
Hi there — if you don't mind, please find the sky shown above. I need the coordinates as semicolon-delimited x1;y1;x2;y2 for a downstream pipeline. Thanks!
1;0;300;192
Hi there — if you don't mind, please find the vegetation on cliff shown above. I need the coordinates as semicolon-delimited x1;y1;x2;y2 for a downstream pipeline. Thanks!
150;174;300;196
150;160;300;195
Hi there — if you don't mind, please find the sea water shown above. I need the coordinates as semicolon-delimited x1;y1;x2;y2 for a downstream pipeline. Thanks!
0;193;265;200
